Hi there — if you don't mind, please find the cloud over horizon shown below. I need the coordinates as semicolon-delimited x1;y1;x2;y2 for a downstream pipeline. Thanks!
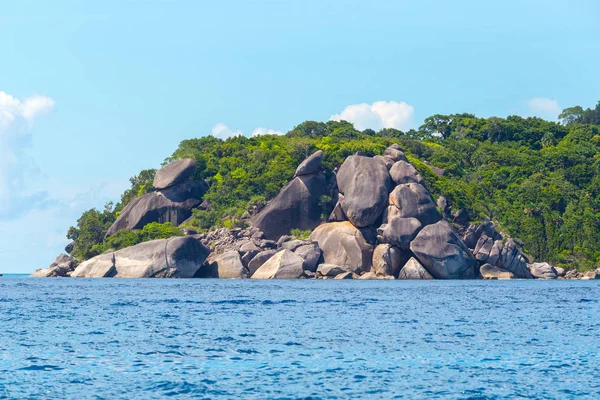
527;97;562;120
211;123;284;138
330;100;415;131
0;91;55;219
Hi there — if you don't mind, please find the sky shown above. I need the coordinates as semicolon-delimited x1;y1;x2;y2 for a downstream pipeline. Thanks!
1;0;599;273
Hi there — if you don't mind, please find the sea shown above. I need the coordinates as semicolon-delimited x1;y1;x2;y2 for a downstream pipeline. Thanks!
0;276;598;399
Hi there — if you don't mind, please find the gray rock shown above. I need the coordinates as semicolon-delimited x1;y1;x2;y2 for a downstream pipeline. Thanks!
487;240;503;266
252;174;332;240
241;250;259;268
383;146;408;162
317;264;347;277
294;243;322;272
310;222;374;273
31;254;75;278
280;239;306;252
336;155;391;227
334;271;355;279
239;240;260;253
107;180;209;237
371;244;406;277
374;155;395;170
378;217;422;249
398;257;433;280
529;262;557;279
554;266;566;277
388;183;441;226
410;221;476;279
65;241;75;255
474;234;494;262
498;239;532;279
252;250;304;279
260;240;277;249
328;194;347;222
389;161;423;185
247;250;278;275
295;150;323;176
480;263;515;279
211;251;249;279
72;236;210;278
153;158;197;190
71;253;116;278
277;235;292;247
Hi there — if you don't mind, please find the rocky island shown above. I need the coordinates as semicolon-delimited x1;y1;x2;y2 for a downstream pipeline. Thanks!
33;140;600;280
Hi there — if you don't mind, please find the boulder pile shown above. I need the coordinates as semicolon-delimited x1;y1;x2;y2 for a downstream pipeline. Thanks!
34;150;593;279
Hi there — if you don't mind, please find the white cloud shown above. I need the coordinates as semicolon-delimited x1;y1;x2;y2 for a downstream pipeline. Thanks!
251;127;284;136
211;123;284;138
0;91;55;218
211;122;243;139
330;100;415;131
527;97;561;120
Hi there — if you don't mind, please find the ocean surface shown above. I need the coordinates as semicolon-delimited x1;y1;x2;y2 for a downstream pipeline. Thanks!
0;277;598;399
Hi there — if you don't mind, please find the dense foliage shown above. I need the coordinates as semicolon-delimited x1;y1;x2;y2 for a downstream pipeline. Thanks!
67;102;600;270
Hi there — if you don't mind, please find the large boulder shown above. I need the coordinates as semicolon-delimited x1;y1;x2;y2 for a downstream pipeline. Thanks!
383;145;407;162
336;155;391;227
389;161;423;185
210;251;249;278
480;263;515;279
106;180;209;236
247;250;277;275
252;173;332;240
294;243;322;272
410;221;476;279
398;257;433;280
372;244;406;277
31;254;75;278
377;217;422;249
388;183;441;226
72;236;209;278
153;158;197;190
310;222;374;273
295;150;323;176
316;264;347;277
497;239;532;279
529;262;558;279
252;250;304;279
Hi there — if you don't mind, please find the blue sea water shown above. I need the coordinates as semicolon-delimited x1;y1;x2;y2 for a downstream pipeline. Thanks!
0;278;598;399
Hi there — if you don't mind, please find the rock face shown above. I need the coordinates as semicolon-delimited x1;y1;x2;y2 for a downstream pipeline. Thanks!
107;180;209;236
388;184;441;226
480;263;515;279
210;251;249;279
153;158;197;190
371;244;405;277
31;254;75;278
252;250;304;279
377;217;422;249
295;150;323;176
389;161;423;185
410;221;476;279
498;239;532;279
383;145;407;162
529;262;558;279
316;264;347;277
294;243;322;272
252;173;332;240
72;236;209;278
247;250;277;275
310;222;374;273
398;257;433;280
336;155;391;228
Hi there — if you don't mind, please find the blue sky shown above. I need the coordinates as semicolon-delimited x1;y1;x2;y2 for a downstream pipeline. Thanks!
1;0;599;273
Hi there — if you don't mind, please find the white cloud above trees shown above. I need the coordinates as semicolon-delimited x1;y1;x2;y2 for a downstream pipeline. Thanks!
329;100;415;131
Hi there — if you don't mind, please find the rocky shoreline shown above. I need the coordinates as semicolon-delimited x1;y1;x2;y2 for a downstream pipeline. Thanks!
33;146;600;280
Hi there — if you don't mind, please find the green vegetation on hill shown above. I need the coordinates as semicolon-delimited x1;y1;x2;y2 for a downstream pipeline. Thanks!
68;102;600;270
